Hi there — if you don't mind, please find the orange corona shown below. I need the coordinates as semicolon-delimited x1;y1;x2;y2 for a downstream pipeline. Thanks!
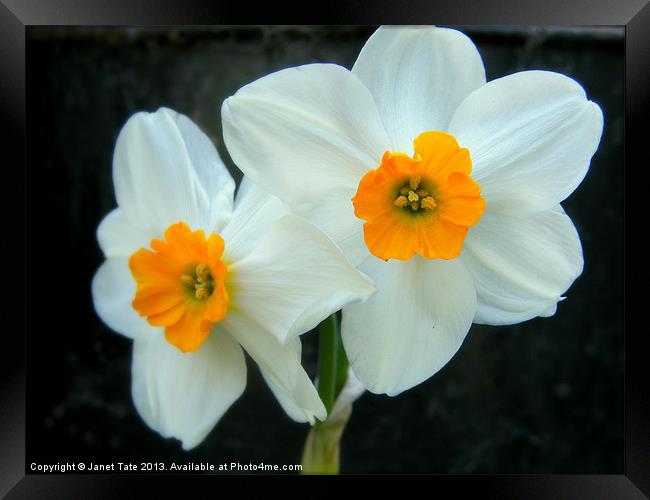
129;221;229;352
352;131;486;261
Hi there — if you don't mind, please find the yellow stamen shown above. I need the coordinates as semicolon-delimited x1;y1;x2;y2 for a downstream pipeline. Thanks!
180;274;196;286
407;190;419;202
195;263;211;281
195;286;210;300
409;174;421;190
410;201;419;211
399;186;410;195
394;195;408;207
421;196;438;210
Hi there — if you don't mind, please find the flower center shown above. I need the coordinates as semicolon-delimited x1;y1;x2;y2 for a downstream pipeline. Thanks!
129;221;229;353
393;175;438;212
352;131;486;261
180;264;216;301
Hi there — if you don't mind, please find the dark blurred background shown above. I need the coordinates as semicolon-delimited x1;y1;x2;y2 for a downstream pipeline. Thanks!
26;26;623;474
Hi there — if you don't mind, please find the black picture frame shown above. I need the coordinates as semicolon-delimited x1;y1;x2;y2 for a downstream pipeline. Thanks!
3;0;643;496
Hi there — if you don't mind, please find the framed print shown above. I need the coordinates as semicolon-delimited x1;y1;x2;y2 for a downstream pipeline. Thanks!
2;0;645;497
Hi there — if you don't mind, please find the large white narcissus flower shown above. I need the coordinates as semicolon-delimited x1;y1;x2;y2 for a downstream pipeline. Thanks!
91;107;376;449
222;26;604;396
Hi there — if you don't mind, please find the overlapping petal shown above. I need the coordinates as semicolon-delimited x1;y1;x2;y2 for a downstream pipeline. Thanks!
222;64;389;264
131;328;246;450
220;177;289;262
341;256;476;396
449;71;603;214
228;215;376;345
223;313;326;423
461;205;584;325
353;25;486;152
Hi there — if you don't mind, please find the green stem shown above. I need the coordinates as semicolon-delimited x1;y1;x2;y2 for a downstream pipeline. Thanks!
334;330;349;397
302;313;352;474
316;313;339;417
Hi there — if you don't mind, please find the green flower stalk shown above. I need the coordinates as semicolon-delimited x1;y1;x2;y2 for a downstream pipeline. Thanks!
302;314;364;474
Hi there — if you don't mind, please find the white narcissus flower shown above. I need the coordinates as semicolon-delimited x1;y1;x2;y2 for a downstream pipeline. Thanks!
91;107;376;449
222;26;604;396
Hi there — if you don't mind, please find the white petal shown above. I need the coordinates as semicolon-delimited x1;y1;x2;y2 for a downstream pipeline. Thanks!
91;257;150;340
223;313;326;424
174;111;236;232
461;205;584;325
302;189;370;266
222;63;388;264
97;208;151;258
131;329;246;450
113;107;235;238
328;368;365;425
228;215;376;344
220;177;290;262
342;256;476;396
352;26;486;152
449;71;604;214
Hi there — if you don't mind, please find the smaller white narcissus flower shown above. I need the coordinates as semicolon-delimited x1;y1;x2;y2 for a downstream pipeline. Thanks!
91;107;376;450
222;26;604;396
